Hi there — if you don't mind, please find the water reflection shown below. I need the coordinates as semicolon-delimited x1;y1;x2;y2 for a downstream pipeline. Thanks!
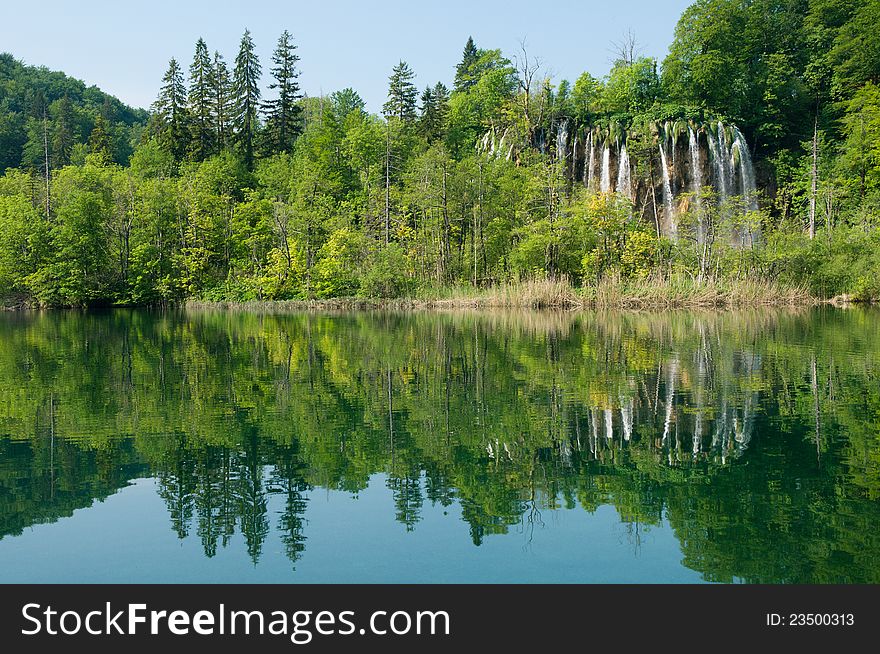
0;307;878;582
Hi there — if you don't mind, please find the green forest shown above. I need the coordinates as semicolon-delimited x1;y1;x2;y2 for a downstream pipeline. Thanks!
1;0;880;307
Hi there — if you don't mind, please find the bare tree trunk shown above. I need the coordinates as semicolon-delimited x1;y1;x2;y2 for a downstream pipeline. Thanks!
43;111;51;220
384;122;391;245
808;110;818;239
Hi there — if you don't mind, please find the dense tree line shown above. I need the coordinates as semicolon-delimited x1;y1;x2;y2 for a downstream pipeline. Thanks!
1;1;879;307
0;54;148;172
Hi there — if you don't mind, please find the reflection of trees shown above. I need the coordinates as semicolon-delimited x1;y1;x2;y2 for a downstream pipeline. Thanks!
0;307;878;581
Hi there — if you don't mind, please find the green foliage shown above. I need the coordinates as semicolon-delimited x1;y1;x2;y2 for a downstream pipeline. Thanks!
0;53;147;171
2;11;880;306
360;242;411;298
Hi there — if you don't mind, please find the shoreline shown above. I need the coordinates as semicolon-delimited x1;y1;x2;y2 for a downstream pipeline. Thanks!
5;279;870;313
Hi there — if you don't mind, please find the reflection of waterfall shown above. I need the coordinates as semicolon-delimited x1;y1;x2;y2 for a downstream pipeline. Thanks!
600;146;611;193
616;144;631;200
621;398;633;442
658;141;676;236
661;360;678;446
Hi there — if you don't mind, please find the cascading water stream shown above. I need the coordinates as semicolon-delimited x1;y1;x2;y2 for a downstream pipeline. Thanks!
716;122;731;202
730;126;758;212
600;145;611;193
688;126;704;242
688;127;703;195
658;140;676;236
556;120;568;164
585;132;595;189
616;144;631;200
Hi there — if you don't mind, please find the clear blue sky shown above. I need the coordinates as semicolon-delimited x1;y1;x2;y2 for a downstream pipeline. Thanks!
2;0;693;113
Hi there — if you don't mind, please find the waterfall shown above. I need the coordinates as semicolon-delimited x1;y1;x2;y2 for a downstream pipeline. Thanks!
688;126;704;242
604;408;614;440
688;127;703;197
658;140;676;236
555;120;568;163
571;132;578;178
616;144;631;200
715;122;730;202
586;132;595;189
600;145;611;193
730;126;758;213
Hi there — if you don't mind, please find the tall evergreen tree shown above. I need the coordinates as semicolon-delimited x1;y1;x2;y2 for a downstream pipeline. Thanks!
454;36;480;92
188;38;214;160
208;51;233;152
152;57;189;162
88;114;112;161
51;94;75;167
382;61;418;123
232;29;262;167
262;30;303;154
420;82;449;143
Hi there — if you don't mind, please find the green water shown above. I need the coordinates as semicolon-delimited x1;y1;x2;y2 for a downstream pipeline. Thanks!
0;307;878;583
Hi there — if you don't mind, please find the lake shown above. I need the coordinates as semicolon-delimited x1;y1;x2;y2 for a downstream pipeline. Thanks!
0;307;878;583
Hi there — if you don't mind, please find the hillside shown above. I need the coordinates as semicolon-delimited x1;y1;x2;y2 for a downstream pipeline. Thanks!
0;53;148;171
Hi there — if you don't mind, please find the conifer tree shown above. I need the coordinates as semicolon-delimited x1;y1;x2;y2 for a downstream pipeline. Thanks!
88;114;112;161
454;36;479;92
420;82;449;143
51;94;75;167
152;57;189;162
382;61;418;123
262;30;303;154
188;38;214;160
208;51;233;152
232;29;262;167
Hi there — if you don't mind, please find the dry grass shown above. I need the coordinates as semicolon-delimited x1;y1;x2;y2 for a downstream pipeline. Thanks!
582;274;813;308
185;275;815;313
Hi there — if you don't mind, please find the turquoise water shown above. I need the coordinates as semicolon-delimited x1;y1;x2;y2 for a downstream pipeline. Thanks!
0;307;878;583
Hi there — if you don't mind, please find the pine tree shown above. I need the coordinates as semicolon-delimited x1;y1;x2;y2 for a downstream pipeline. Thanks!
420;82;449;143
152;57;189;162
382;61;418;123
208;51;233;152
88;114;112;162
454;36;479;92
233;29;262;167
189;38;214;160
262;30;303;154
51;94;75;167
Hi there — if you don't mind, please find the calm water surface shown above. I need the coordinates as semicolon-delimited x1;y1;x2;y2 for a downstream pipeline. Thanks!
0;307;878;583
